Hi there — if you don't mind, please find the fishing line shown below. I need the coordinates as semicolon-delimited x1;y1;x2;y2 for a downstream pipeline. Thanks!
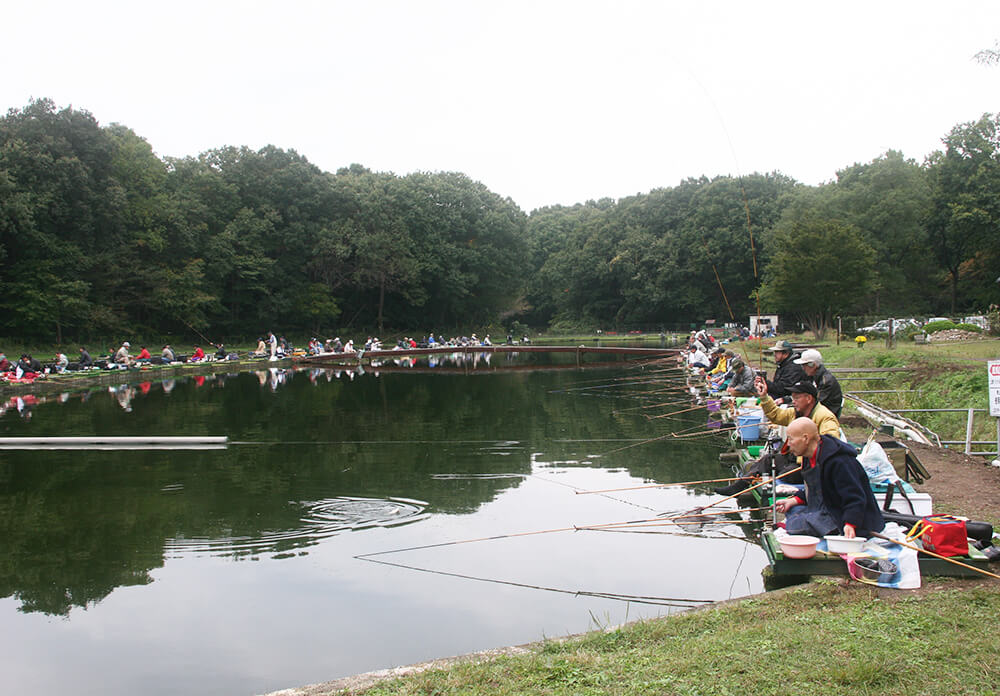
728;537;751;600
356;555;710;609
530;474;659;513
354;505;750;560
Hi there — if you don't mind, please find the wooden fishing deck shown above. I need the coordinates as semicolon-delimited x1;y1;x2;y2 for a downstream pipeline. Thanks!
761;530;993;579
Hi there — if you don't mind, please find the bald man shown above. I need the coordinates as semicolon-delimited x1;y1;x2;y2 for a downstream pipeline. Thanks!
774;418;884;539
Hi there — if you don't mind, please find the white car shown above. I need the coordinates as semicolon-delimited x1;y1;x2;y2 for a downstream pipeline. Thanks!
925;317;952;325
859;318;919;334
962;315;990;330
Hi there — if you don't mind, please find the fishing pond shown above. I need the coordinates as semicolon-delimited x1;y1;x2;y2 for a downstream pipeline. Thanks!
0;353;768;695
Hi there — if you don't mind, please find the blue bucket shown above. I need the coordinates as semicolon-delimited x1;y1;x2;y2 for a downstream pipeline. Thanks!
736;410;762;441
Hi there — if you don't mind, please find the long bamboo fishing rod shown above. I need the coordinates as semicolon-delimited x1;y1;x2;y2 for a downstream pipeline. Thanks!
669;419;731;437
576;475;747;495
646;404;706;420
868;531;1000;581
711;261;736;323
692;464;802;514
671;425;737;438
358;556;713;608
574;506;772;532
613;398;695;413
355;505;766;561
599;431;675;456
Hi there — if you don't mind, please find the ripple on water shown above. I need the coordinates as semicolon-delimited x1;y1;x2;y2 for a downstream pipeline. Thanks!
164;496;428;558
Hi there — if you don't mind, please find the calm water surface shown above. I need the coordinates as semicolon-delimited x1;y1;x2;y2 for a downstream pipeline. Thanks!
0;356;767;695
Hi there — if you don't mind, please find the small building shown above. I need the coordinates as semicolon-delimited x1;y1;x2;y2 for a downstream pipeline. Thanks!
749;314;780;336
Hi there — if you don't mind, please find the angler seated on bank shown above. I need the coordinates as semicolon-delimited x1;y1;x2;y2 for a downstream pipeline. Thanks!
774;417;885;539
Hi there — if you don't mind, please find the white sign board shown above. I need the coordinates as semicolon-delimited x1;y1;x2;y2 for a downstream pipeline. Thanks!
989;360;1000;417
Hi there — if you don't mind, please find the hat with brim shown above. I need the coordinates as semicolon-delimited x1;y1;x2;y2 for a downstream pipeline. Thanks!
767;340;794;352
793;349;823;365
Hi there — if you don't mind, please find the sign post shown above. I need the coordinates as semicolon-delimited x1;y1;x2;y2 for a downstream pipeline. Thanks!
989;360;1000;464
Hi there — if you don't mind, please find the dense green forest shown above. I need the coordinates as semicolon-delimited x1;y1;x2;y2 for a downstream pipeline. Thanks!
1;98;997;343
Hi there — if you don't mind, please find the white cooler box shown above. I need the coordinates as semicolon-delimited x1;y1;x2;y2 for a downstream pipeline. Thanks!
873;491;933;516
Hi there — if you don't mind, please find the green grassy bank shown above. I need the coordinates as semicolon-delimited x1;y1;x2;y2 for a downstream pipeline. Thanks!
346;580;999;696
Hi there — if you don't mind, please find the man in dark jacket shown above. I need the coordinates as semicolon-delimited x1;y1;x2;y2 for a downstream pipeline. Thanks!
765;339;807;405
794;348;843;417
78;347;93;367
775;417;884;538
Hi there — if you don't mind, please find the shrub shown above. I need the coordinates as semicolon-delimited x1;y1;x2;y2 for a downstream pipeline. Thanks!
546;318;592;335
923;320;956;333
953;323;983;333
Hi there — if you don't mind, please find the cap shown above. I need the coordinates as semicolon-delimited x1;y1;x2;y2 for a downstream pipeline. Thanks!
767;340;794;352
789;380;818;397
123;342;130;347
730;358;744;371
794;349;823;366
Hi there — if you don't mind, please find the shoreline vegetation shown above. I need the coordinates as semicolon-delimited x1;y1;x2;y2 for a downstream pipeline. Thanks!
252;333;1000;696
3;99;1000;349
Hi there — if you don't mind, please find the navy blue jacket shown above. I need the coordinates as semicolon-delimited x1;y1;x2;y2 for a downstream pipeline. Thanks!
806;435;885;534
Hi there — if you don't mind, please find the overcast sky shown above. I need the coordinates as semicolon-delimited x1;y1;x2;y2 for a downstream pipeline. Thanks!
5;1;999;212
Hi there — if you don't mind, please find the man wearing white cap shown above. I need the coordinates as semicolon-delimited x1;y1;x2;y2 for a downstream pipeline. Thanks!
114;341;132;366
794;348;843;417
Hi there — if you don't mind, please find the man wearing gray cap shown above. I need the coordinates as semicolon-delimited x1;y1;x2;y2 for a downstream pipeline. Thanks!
764;339;806;405
794;348;843;417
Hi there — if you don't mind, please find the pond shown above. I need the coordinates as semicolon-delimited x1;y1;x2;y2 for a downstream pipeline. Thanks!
0;354;767;695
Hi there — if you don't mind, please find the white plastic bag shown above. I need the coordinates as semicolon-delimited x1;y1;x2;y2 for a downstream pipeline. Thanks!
858;441;899;485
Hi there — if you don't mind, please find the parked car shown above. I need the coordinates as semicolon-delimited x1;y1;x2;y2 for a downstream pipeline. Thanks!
925;317;952;325
962;315;990;330
859;318;919;334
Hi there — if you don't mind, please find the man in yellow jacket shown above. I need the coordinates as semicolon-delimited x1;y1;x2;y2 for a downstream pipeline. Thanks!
755;377;840;437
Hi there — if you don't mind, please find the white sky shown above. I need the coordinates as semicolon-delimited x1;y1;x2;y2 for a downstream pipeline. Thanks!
5;1;999;212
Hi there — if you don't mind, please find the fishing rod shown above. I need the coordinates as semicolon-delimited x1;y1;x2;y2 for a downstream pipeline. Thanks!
357;555;713;608
354;506;760;563
646;404;708;420
575;475;748;495
612;398;695;413
670;425;737;438
173;311;218;349
549;379;665;394
573;506;772;532
597;431;679;456
693;464;803;514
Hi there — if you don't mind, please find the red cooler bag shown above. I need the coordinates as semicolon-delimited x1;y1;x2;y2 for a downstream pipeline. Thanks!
909;515;969;557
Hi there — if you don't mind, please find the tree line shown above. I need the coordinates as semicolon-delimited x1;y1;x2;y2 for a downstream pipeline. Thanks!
1;98;997;343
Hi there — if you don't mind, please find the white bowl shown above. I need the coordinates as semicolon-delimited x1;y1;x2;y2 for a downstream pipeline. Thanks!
778;534;820;559
824;535;867;554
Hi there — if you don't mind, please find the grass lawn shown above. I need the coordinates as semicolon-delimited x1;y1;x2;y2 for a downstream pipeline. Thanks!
345;580;1000;696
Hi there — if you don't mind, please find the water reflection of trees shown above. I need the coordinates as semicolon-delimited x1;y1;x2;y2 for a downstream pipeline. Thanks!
0;365;719;615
